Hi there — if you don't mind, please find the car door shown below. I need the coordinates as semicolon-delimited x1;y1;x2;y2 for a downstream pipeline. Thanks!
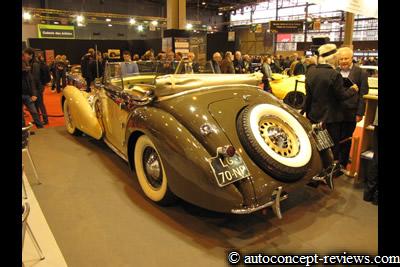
100;63;130;153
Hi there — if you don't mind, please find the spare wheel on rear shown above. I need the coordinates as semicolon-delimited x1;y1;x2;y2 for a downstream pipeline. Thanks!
237;104;312;182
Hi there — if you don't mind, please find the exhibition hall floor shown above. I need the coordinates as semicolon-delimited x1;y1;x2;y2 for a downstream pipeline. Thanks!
25;126;378;267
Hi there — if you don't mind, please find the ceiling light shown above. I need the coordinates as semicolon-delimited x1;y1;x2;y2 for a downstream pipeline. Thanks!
186;23;193;30
218;12;223;15
202;1;206;5
129;18;136;25
54;21;60;24
151;20;158;26
106;18;111;22
137;25;143;31
76;15;84;23
108;24;112;27
23;12;31;20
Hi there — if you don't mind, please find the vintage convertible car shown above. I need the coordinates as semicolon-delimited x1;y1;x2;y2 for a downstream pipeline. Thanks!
62;60;338;218
270;73;306;109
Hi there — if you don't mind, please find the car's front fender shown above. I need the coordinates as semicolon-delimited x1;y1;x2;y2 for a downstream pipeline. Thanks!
63;86;103;139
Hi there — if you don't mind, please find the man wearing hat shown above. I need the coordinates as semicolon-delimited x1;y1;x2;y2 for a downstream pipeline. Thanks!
303;44;359;165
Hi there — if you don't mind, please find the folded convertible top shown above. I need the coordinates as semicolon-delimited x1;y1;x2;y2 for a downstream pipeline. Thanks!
154;73;263;97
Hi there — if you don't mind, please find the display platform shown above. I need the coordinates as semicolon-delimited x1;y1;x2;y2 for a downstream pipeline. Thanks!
27;126;377;266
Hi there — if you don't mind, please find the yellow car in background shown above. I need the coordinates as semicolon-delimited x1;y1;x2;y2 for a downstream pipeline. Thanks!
270;73;306;109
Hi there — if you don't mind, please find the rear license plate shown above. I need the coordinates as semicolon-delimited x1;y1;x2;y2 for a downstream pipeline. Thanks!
209;154;250;187
313;129;334;151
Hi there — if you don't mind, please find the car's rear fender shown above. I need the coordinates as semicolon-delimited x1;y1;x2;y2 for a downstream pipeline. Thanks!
125;107;246;213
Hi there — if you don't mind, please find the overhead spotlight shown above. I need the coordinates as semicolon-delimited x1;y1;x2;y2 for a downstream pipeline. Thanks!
108;24;112;27
231;10;236;15
129;18;136;25
151;20;158;26
137;25;144;31
202;1;206;5
76;15;84;23
106;18;111;22
23;12;32;20
186;23;193;30
218;11;223;16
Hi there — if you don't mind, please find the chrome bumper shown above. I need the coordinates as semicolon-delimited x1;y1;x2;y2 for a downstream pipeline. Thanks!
231;186;288;219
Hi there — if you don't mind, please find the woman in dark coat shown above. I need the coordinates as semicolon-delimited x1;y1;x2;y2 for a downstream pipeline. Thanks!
220;51;235;74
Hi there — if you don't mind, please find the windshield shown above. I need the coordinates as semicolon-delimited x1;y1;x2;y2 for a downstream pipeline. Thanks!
106;60;215;79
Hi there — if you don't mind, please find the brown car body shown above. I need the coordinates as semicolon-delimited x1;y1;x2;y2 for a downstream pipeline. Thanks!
62;61;335;216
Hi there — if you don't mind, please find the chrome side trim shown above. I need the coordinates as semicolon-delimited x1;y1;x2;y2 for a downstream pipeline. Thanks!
156;84;261;102
231;186;288;217
103;138;129;162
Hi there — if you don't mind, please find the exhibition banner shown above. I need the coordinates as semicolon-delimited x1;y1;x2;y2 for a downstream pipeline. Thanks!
269;21;304;33
38;24;75;39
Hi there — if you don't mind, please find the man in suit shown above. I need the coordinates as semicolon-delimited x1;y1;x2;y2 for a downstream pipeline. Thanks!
304;44;359;164
337;47;369;170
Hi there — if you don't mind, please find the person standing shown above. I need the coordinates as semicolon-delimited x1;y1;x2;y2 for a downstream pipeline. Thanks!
81;48;95;92
187;52;200;73
220;51;235;74
22;53;43;128
121;51;139;76
303;44;359;164
35;52;50;124
210;52;222;74
270;55;283;73
364;107;378;205
243;54;251;73
233;51;245;74
261;55;273;92
304;56;317;75
49;55;59;92
55;55;66;93
23;48;49;125
336;47;369;170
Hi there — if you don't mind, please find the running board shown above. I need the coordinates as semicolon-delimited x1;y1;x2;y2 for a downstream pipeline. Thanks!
231;186;288;219
103;138;129;162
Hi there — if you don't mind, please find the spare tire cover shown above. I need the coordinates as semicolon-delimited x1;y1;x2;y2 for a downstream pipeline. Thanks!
237;104;312;182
